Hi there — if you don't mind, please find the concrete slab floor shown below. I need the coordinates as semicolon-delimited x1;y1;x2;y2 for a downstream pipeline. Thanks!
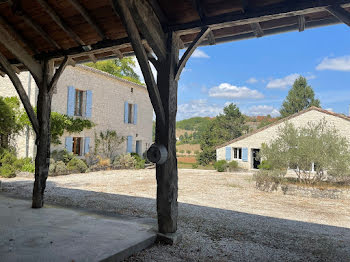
0;194;157;262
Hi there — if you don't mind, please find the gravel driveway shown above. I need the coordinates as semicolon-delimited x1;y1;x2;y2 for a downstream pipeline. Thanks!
1;169;350;261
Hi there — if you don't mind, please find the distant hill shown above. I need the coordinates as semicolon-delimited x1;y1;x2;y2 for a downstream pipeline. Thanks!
176;117;213;132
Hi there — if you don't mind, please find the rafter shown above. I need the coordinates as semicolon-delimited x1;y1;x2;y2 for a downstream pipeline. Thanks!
0;14;38;54
175;26;210;80
0;21;42;81
36;0;85;46
113;0;165;126
68;0;105;40
207;30;216;45
250;22;263;37
298;15;305;32
88;54;97;63
148;0;168;26
113;49;123;59
0;52;39;135
169;0;350;33
20;10;61;49
326;5;350;27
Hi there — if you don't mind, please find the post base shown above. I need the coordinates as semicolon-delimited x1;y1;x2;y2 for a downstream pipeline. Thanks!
156;232;182;245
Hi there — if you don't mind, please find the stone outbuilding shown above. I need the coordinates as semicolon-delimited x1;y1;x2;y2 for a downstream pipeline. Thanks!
216;107;350;170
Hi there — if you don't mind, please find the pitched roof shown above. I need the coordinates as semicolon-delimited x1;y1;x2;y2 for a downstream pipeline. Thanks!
216;107;350;149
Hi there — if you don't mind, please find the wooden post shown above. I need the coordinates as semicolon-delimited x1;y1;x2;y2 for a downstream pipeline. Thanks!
155;32;179;235
32;60;53;208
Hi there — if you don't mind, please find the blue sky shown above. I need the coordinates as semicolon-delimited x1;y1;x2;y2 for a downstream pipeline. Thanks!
173;23;350;120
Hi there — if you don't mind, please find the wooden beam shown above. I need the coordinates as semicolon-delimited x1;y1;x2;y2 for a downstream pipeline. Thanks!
250;22;264;37
298;15;305;32
113;49;123;59
68;0;105;40
148;0;168;25
207;30;216;45
68;58;76;67
175;27;210;80
168;0;350;32
0;52;39;135
326;5;350;27
0;69;6;77
48;56;70;94
36;0;85;46
0;22;42;81
88;54;97;63
191;0;205;21
113;0;165;126
0;14;38;54
128;0;167;61
20;10;61;49
12;65;20;74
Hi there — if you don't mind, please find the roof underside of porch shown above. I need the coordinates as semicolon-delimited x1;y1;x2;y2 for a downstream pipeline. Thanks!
0;0;349;71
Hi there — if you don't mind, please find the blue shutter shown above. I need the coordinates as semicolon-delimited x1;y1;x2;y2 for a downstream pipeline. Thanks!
84;137;90;155
242;148;248;162
124;102;128;123
133;104;138;124
85;90;92;118
65;137;73;152
67;86;75;116
127;136;133;153
225;147;231;161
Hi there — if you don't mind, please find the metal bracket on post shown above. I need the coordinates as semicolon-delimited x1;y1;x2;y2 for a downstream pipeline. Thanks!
147;143;168;165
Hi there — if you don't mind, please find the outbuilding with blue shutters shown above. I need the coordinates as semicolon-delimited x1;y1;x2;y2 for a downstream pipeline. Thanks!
216;107;350;170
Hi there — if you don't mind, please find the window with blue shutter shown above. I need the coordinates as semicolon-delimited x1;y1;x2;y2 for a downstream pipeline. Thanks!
133;104;138;124
242;148;248;162
225;147;231;161
67;86;75;116
84;137;90;155
85;90;92;118
65;137;73;152
127;136;133;153
124;102;128;123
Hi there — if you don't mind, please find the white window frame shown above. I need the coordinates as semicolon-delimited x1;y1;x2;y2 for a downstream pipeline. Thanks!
233;147;242;160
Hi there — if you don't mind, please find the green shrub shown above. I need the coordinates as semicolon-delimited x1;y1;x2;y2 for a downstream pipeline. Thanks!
186;150;191;154
192;163;198;169
51;149;74;164
135;159;145;169
55;161;68;175
253;170;286;191
194;150;199;154
214;160;227;172
13;157;32;171
0;164;16;178
131;152;141;160
67;157;88;173
258;160;272;170
113;154;136;169
21;162;35;173
0;150;16;165
227;160;238;172
179;150;184;154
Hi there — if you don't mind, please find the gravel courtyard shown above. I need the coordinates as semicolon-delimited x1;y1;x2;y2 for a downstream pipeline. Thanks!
1;169;350;261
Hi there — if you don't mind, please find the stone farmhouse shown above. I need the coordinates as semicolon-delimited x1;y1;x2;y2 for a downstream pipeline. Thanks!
0;65;153;159
216;107;350;170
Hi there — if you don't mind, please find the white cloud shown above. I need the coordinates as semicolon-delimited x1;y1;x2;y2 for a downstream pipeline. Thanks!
192;49;210;58
266;73;300;89
208;83;264;99
177;99;223;120
246;77;258;84
325;108;333;112
266;73;316;89
316;56;350;71
245;105;280;117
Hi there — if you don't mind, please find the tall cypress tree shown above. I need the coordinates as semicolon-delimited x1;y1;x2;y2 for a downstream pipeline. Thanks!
280;76;320;118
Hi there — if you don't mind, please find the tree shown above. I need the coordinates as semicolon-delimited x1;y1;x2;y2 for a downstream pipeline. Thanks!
198;104;248;165
85;58;143;85
94;130;125;160
260;119;350;184
0;96;24;149
280;76;320;118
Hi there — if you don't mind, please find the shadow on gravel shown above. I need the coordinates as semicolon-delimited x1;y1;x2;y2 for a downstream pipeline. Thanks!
2;179;350;261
